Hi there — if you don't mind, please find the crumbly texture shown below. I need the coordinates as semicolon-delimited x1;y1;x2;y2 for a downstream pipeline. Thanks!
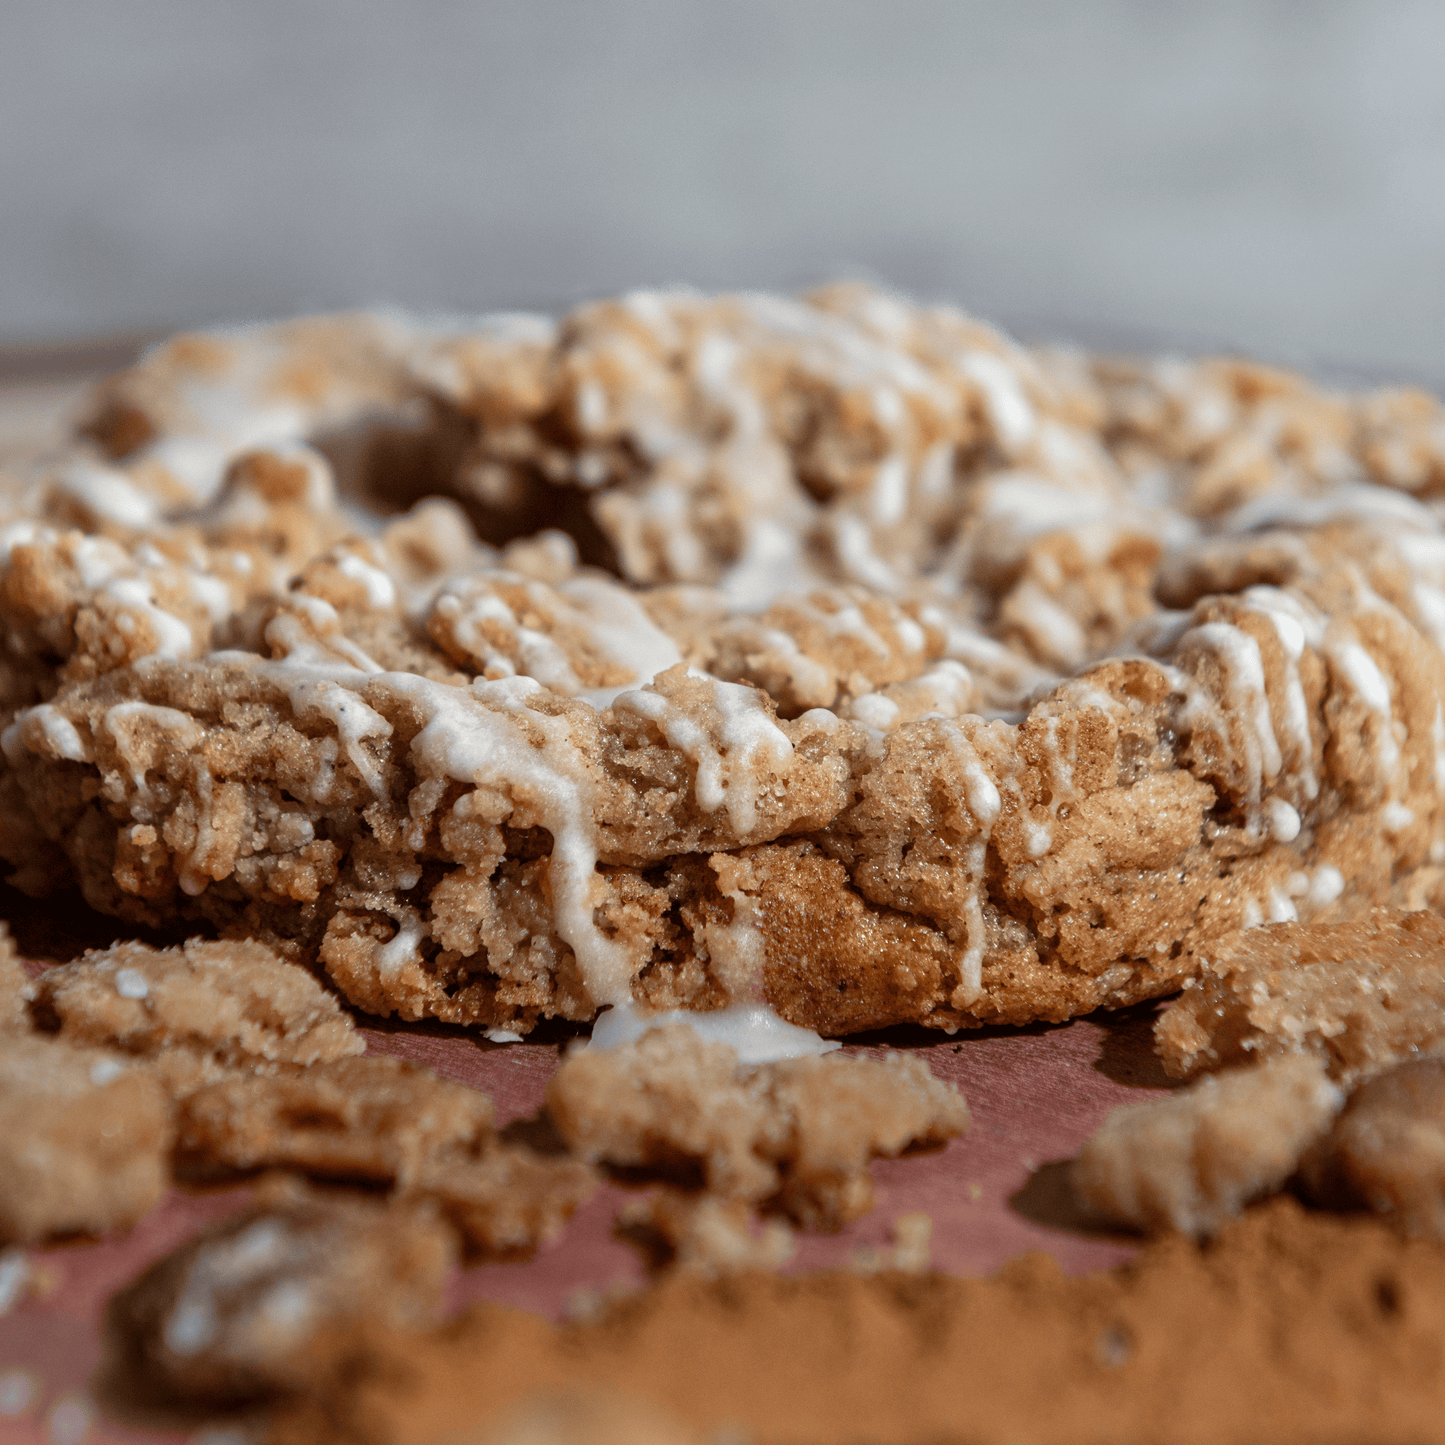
1155;912;1445;1082
0;1035;171;1243
174;1054;595;1258
110;1183;455;1405
1073;1055;1343;1236
265;1198;1445;1445
1304;1057;1445;1238
175;1055;495;1184
33;936;364;1095
546;1026;968;1229
5;289;1445;1041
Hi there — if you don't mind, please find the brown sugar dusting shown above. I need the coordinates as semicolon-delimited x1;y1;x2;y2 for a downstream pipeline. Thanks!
268;1198;1445;1445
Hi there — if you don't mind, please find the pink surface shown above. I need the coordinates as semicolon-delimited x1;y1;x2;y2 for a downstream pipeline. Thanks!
0;982;1168;1443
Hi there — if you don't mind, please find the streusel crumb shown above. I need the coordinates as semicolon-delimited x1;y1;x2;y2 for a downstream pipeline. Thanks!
33;937;363;1095
618;1190;795;1277
0;1035;170;1243
418;1146;598;1261
1155;912;1445;1082
1305;1057;1445;1238
173;1055;596;1258
174;1055;495;1186
109;1183;454;1404
1073;1055;1342;1236
546;1026;967;1229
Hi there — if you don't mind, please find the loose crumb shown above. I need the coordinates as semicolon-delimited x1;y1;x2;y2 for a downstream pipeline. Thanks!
1073;1055;1342;1236
109;1183;454;1405
546;1026;968;1230
33;937;363;1095
1155;913;1445;1083
0;1036;170;1244
1305;1056;1445;1238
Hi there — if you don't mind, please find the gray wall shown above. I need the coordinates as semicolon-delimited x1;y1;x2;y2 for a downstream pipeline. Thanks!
3;1;1443;380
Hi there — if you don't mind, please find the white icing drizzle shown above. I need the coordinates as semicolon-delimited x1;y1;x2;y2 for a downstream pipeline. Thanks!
431;572;682;705
960;352;1036;454
846;693;900;732
162;1218;291;1357
754;627;835;706
56;460;161;528
434;584;584;692
588;1001;839;1064
101;701;202;799
375;908;424;979
217;619;647;1008
337;552;397;608
113;967;149;999
393;672;635;1006
561;577;682;704
943;725;1004;1006
0;704;90;766
1325;635;1403;791
1236;586;1325;802
1263;797;1302;842
1034;714;1077;815
1265;888;1298;923
1308;864;1346;907
613;676;793;835
287;681;392;799
1176;621;1281;813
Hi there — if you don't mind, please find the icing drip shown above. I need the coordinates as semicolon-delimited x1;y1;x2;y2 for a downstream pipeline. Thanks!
1176;621;1281;816
589;1001;839;1064
943;726;1004;1006
386;672;638;1008
613;676;794;836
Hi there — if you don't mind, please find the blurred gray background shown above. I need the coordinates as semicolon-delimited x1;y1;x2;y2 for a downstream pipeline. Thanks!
3;0;1443;381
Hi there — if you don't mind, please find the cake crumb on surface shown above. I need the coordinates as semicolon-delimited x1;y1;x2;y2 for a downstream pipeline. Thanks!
33;937;363;1095
1155;912;1445;1082
1305;1056;1445;1238
109;1183;455;1405
546;1025;968;1230
175;1055;495;1185
1073;1055;1342;1236
618;1190;795;1277
0;1035;170;1244
176;1054;596;1259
